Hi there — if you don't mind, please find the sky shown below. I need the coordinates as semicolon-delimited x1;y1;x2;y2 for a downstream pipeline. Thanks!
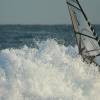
0;0;100;24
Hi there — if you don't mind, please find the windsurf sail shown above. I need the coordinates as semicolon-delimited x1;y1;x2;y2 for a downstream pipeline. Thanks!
66;0;100;66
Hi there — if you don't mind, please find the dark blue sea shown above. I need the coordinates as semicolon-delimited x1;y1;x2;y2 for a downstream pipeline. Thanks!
0;25;74;49
0;25;100;49
0;25;100;100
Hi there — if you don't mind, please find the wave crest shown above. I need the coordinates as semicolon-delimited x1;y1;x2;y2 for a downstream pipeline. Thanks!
0;39;100;100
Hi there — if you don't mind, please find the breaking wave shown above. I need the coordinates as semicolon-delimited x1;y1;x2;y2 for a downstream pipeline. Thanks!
0;39;100;100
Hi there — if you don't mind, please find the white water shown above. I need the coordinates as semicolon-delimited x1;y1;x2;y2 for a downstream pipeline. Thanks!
0;39;100;100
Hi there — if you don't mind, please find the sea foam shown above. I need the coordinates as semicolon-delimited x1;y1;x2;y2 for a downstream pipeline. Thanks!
0;39;100;100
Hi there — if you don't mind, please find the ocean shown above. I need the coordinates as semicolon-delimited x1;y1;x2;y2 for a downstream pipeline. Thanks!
0;25;75;49
0;25;100;100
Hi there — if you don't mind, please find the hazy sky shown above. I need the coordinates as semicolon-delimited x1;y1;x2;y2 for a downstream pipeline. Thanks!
0;0;100;24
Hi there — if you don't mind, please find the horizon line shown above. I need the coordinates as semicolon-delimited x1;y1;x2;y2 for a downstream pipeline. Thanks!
0;24;100;26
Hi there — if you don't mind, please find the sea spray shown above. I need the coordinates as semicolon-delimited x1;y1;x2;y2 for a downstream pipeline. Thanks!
0;39;100;100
